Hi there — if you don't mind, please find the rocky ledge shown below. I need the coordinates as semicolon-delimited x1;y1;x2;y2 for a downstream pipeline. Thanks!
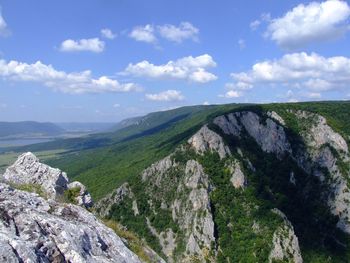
3;152;92;208
0;153;141;263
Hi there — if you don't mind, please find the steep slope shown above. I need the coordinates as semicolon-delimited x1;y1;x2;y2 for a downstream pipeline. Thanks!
0;153;142;262
10;104;243;200
95;106;350;262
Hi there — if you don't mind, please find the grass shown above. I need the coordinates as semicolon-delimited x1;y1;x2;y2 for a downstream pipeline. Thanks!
103;219;157;263
10;183;48;199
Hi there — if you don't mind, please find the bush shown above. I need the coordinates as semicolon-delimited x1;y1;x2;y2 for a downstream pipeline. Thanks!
63;186;81;204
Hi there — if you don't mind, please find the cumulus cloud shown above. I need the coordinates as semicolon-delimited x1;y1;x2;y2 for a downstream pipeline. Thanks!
0;59;141;94
224;90;241;98
124;54;217;83
228;52;350;94
145;89;184;101
129;22;199;44
129;24;156;43
59;38;105;53
158;22;199;43
101;28;116;39
265;0;350;49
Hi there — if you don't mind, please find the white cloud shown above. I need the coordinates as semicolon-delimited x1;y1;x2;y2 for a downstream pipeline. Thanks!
129;22;199;45
250;13;271;31
158;22;199;43
59;38;105;53
229;52;350;94
0;59;141;94
124;54;217;83
101;28;116;39
250;20;261;31
0;7;8;36
145;89;184;102
265;0;350;49
203;101;210;105
129;24;156;43
238;39;245;50
0;103;7;108
113;103;120;108
223;90;241;98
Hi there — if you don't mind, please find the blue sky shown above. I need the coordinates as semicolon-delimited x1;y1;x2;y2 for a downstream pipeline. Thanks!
0;0;349;122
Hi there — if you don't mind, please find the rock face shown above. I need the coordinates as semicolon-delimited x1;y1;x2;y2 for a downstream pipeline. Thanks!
227;161;246;189
267;111;286;126
3;152;93;208
98;154;216;262
188;125;231;159
213;111;291;158
3;152;69;200
213;114;241;137
96;108;350;262
269;209;303;263
95;183;134;218
238;111;292;158
0;182;141;263
292;110;350;233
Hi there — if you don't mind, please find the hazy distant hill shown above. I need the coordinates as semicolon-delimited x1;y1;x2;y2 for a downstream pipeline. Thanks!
109;116;145;132
0;121;65;138
55;122;115;133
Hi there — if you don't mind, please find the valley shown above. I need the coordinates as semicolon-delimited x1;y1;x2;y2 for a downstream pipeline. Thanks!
1;101;349;262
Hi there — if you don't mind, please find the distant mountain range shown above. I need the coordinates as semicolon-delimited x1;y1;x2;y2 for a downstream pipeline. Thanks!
56;122;116;133
0;121;65;138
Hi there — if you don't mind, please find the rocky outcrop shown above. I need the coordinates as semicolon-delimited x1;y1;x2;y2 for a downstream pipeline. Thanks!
67;181;93;208
188;125;231;159
2;152;93;208
292;111;350;233
213;114;241;137
3;152;69;200
269;209;303;263
213;111;291;159
267;111;286;126
227;161;246;189
0;182;141;263
238;111;292;158
95;183;133;218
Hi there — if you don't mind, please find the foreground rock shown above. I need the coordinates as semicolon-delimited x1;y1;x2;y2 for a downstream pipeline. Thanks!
0;182;141;263
3;152;93;208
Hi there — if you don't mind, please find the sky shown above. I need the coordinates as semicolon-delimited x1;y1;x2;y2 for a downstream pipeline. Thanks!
0;0;349;122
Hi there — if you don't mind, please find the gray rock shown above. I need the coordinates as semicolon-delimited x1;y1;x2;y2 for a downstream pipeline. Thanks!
227;161;246;189
267;111;286;126
188;125;231;159
269;209;303;263
238;111;292;158
95;183;133;218
3;152;69;200
292;110;350;233
0;183;141;263
213;114;241;136
214;111;291;159
3;152;93;210
68;181;93;208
